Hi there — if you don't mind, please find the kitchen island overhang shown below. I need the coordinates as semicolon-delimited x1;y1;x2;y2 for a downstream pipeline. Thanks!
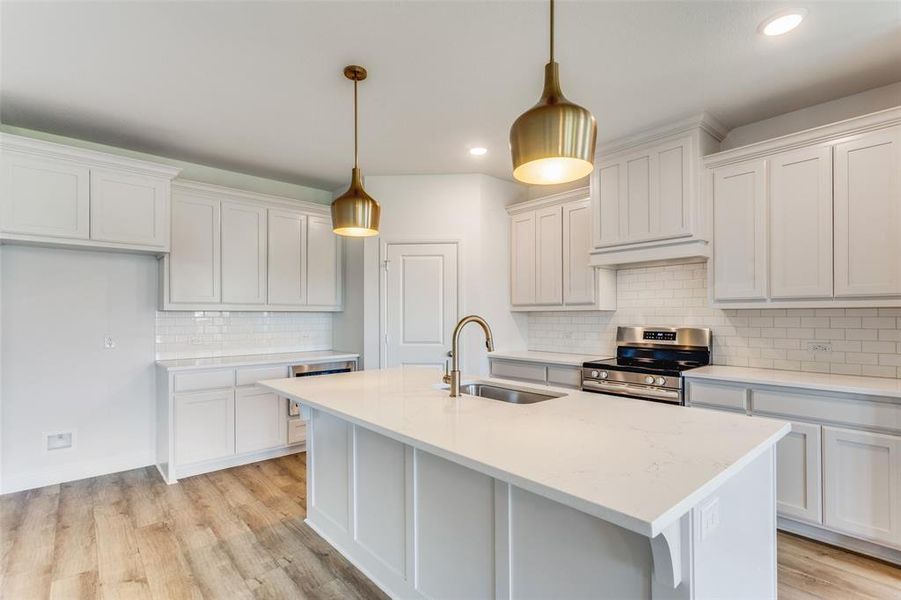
262;368;790;599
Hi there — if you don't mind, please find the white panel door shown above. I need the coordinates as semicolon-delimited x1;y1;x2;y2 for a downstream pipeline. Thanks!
0;152;90;239
174;389;235;466
510;212;536;305
235;388;286;454
776;421;823;524
221;201;267;305
712;159;768;301
562;199;595;305
593;163;622;247
385;243;458;368
770;146;833;299
307;215;340;307
89;169;168;247
823;426;900;547
535;205;563;305
834;126;901;297
268;209;307;306
169;193;221;303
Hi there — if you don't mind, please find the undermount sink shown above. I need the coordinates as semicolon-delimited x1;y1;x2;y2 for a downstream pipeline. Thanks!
457;383;564;404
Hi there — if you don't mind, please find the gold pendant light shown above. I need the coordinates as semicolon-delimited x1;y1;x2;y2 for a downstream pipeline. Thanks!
331;65;380;237
509;0;597;185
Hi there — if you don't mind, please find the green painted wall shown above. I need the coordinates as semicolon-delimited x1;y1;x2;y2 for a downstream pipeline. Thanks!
0;124;332;205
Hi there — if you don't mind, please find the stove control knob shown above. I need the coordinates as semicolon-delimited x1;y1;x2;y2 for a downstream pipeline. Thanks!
590;370;600;378
644;375;655;385
655;376;666;386
599;371;609;379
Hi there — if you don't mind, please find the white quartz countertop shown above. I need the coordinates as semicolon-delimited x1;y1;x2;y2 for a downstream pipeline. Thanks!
261;367;788;537
155;350;359;372
685;365;901;401
488;350;610;367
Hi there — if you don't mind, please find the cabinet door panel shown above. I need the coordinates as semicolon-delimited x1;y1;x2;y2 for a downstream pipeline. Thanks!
235;388;286;454
169;193;221;303
175;389;235;465
268;209;307;306
594;163;622;247
626;156;651;239
1;152;90;239
823;426;900;546
777;421;822;524
712;159;767;300
834;126;901;297
654;138;691;237
307;215;340;307
562;199;595;305
535;206;563;305
510;212;536;305
90;169;168;247
221;202;267;305
770;146;833;299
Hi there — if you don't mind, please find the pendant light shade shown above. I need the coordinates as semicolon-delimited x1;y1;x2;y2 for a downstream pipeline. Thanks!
510;0;596;185
332;65;380;237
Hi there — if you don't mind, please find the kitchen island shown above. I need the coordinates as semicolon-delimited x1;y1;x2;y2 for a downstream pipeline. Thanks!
262;367;789;600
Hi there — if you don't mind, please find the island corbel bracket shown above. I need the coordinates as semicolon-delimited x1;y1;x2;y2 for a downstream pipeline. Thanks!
650;520;683;590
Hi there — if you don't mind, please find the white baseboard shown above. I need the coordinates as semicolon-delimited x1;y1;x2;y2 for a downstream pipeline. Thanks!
169;443;306;482
778;517;901;565
0;450;154;494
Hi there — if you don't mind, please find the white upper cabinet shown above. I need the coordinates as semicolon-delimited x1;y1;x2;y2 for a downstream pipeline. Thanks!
221;201;267;305
162;181;342;312
706;107;901;308
168;192;221;304
1;153;90;240
769;145;833;299
268;209;307;306
711;159;767;301
0;134;179;252
307;215;342;307
590;115;726;267
834;126;901;298
509;188;615;311
90;169;169;248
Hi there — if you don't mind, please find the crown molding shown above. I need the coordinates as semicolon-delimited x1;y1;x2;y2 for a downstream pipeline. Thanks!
172;179;330;214
506;185;591;214
0;132;182;179
597;112;729;158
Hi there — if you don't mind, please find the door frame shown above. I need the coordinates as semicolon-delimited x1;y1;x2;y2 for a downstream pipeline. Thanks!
378;236;464;369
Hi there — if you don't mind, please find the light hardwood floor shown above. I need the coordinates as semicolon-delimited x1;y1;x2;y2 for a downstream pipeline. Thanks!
1;453;898;599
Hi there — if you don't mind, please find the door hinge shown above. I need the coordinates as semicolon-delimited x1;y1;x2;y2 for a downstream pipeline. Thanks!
384;333;389;345
382;259;391;272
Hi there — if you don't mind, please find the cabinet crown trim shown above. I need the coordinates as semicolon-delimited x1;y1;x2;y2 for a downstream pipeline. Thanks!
172;179;330;215
0;133;182;179
704;105;901;168
507;186;590;214
597;112;728;158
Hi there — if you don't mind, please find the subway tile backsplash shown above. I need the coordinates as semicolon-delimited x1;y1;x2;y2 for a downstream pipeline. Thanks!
529;262;901;379
155;311;332;360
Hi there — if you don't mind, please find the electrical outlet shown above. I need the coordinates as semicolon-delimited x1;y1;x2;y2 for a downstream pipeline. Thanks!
46;431;73;451
700;497;720;540
104;335;116;349
806;341;833;353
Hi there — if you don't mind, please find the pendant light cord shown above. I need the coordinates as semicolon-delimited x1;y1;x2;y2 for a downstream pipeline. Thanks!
549;0;554;64
353;79;359;169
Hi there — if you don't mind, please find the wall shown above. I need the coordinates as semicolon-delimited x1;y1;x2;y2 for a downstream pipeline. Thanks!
359;174;528;374
155;311;332;360
1;246;158;493
529;262;901;379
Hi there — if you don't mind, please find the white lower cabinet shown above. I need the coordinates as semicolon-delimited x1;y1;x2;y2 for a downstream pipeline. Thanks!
235;388;287;454
823;426;900;547
776;421;823;524
174;389;235;466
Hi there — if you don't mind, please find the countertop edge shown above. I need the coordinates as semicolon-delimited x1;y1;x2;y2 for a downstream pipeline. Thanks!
488;351;610;367
684;367;901;401
156;351;360;372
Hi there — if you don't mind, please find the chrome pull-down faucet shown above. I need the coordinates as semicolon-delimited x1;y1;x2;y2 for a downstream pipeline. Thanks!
443;315;495;397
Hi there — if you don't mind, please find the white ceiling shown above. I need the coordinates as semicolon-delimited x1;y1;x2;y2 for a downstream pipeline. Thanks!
2;1;899;190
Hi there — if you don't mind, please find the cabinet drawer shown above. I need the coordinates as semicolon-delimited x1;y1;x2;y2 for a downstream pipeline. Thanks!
687;381;748;411
751;389;901;433
489;359;546;383
547;365;581;388
287;418;307;445
236;365;288;387
173;369;235;393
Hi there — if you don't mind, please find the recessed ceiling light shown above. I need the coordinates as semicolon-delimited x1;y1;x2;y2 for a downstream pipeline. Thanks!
469;147;488;156
759;9;807;36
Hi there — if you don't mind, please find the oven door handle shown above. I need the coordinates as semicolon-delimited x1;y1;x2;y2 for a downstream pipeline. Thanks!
582;380;681;402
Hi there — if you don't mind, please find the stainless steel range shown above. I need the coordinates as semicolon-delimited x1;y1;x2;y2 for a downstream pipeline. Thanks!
582;326;712;404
